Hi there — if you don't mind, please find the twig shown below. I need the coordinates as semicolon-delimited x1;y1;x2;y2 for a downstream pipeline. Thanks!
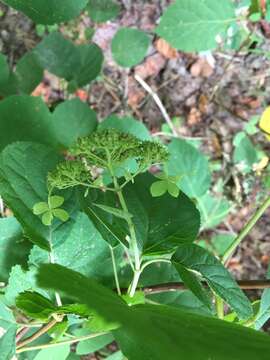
222;195;270;264
16;318;59;349
16;332;107;354
136;280;270;295
134;74;178;136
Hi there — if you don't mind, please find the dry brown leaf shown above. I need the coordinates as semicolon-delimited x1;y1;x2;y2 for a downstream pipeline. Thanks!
187;107;202;126
155;38;178;59
190;58;214;78
135;53;166;80
127;76;145;108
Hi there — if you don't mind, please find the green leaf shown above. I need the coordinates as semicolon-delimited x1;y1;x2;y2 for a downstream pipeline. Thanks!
29;212;123;282
0;142;61;249
49;196;64;209
233;133;261;173
0;217;31;282
2;0;88;24
52;209;69;222
0;300;17;360
167;181;180;198
16;291;56;320
51;99;98;147
197;193;231;230
5;265;48;306
123;173;200;254
37;264;270;360
255;265;270;329
76;332;114;355
167;139;211;198
99;115;150;140
156;0;236;52
0;54;9;87
93;203;132;221
33;202;50;215
150;180;167;197
34;344;70;360
106;352;123;360
87;0;120;23
74;44;104;87
173;263;212;309
172;244;253;320
112;28;150;68
15;51;43;94
0;96;97;150
33;32;81;80
33;32;103;87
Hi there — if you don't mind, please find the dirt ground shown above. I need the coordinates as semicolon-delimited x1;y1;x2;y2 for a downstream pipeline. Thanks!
1;0;270;354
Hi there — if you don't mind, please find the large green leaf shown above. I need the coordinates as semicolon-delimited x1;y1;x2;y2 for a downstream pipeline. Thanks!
156;0;236;52
0;301;17;360
34;344;70;360
123;173;200;254
172;244;253;320
50;99;97;147
255;265;270;329
37;264;270;360
99;115;150;140
0;54;9;87
87;0;120;23
197;193;231;230
76;330;114;355
111;28;150;68
0;142;61;249
0;217;31;282
167;139;211;198
0;96;97;150
2;0;88;24
5;265;48;306
33;32;103;87
29;211;124;284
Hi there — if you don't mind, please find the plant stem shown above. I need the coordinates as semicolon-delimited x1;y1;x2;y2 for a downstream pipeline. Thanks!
48;227;62;306
110;245;121;295
222;195;270;264
16;318;59;349
16;332;107;354
215;296;224;320
140;258;171;273
112;176;141;296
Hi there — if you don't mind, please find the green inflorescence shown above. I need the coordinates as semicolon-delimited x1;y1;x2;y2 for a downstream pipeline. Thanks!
48;160;90;190
48;129;168;190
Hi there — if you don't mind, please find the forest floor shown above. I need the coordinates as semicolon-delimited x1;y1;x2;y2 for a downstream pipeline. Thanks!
1;0;270;355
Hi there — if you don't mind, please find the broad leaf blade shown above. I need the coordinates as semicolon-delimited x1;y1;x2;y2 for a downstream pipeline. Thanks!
0;142;61;249
172;244;253;320
156;0;236;52
37;264;270;360
2;0;88;24
167;139;211;198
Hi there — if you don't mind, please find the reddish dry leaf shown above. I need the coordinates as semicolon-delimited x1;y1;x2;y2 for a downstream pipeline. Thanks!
190;58;214;78
135;53;166;80
187;107;202;125
127;76;145;108
155;38;178;59
75;89;88;102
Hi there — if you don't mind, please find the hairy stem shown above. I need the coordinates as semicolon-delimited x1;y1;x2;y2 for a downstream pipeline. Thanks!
222;195;270;264
16;331;107;354
110;245;121;295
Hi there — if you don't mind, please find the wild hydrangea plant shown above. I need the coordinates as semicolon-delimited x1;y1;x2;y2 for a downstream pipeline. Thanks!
1;0;270;359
